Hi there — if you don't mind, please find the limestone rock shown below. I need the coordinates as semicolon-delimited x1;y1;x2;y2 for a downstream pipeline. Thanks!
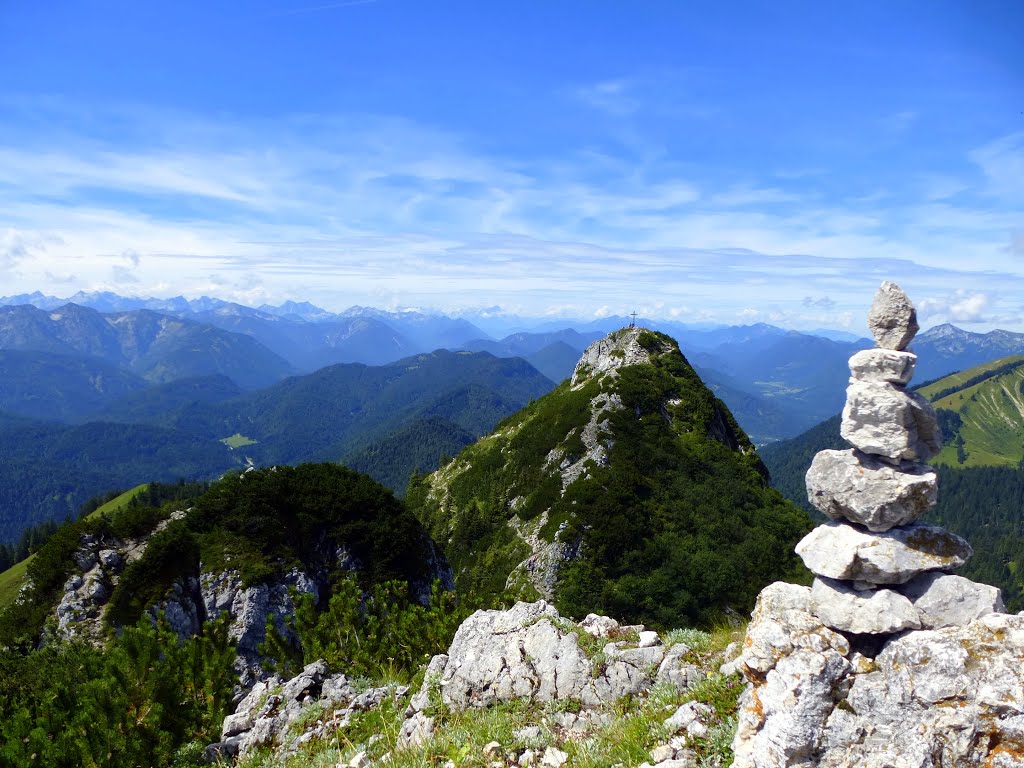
805;449;937;531
811;577;920;635
664;701;714;737
402;600;669;722
867;281;919;350
731;582;853;768
733;598;1024;767
579;613;620;638
901;571;1005;629
733;582;850;680
848;348;917;385
431;601;592;709
819;613;1024;767
841;378;941;462
796;521;972;585
656;643;704;692
571;326;669;386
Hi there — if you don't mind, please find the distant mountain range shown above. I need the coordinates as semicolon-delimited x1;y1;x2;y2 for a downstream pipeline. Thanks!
0;303;294;389
0;349;553;541
5;292;1024;445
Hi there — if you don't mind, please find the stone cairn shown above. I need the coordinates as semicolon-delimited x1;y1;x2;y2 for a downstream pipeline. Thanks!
797;281;1002;636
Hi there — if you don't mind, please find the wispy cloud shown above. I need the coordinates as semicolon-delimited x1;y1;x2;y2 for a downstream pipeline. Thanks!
1;99;1021;329
573;79;639;116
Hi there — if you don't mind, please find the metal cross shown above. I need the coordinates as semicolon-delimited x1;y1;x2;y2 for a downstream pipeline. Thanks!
629;311;637;327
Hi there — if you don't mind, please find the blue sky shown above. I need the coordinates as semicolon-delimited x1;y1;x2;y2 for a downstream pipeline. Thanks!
0;1;1021;331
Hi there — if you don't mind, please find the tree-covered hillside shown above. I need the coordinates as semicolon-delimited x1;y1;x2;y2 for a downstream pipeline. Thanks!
0;350;555;543
408;328;811;629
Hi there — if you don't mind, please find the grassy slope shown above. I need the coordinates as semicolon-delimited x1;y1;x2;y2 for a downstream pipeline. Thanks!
84;484;150;521
919;356;1024;467
0;554;33;609
0;484;149;610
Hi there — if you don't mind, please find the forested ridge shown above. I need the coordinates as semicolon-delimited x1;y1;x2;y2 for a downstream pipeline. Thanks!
408;329;812;628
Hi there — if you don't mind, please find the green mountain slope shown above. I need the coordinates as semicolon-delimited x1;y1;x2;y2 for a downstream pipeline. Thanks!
916;355;1024;467
0;350;148;422
0;415;241;541
169;350;554;467
0;351;554;543
407;327;811;628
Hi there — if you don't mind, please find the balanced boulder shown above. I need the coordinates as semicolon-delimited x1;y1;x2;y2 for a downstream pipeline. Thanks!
840;379;941;462
805;449;937;532
867;281;919;351
810;577;920;635
795;521;972;586
847;348;916;385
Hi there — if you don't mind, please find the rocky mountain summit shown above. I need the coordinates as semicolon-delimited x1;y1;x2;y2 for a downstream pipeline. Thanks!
408;325;808;629
730;282;1022;767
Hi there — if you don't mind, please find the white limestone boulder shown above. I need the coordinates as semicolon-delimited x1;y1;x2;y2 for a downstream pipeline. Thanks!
841;378;941;462
901;571;1005;629
810;577;920;635
731;582;852;768
867;281;919;351
819;613;1024;767
805;449;937;531
848;348;917;385
795;521;972;586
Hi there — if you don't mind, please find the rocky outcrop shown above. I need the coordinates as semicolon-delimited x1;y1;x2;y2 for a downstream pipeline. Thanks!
399;600;706;748
732;582;1024;767
50;514;453;688
570;328;671;386
206;600;729;767
204;659;410;761
731;282;1014;767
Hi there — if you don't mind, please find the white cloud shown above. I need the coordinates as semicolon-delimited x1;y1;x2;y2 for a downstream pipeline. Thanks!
918;291;1009;324
969;132;1024;202
573;79;638;116
1;101;1023;329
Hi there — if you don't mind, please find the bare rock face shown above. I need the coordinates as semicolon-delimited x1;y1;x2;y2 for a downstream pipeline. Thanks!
902;571;1005;630
840;379;941;462
805;449;937;532
732;593;1024;767
795;521;972;586
570;326;668;386
731;582;853;768
867;281;919;351
847;348;916;385
810;577;920;635
819;613;1024;767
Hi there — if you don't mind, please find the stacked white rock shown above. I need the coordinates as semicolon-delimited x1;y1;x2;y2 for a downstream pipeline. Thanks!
796;281;1003;635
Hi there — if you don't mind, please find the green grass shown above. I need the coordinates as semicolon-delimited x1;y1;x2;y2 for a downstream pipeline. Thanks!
85;484;150;521
220;433;258;449
917;355;1024;400
0;554;34;609
920;358;1024;468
